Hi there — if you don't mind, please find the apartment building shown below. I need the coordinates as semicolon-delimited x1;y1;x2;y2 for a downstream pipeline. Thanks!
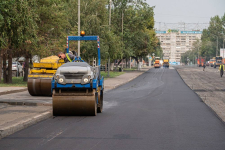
156;30;202;63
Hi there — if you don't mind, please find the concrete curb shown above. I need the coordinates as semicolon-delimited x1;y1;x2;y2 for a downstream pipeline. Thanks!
0;110;52;139
113;72;144;89
0;101;52;106
105;68;151;90
176;68;225;124
0;88;27;96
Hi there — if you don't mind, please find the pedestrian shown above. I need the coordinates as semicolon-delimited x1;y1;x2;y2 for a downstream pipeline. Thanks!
219;64;224;77
58;52;76;63
203;62;206;71
22;61;26;77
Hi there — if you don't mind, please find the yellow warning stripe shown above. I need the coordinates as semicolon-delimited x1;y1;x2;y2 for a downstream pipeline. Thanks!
28;75;53;78
30;69;56;74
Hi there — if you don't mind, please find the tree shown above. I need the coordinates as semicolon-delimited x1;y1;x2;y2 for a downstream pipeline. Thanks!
0;0;38;83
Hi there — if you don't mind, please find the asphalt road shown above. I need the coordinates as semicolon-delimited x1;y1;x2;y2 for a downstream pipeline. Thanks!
1;68;225;150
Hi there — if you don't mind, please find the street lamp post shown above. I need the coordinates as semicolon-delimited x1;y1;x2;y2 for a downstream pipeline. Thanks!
107;0;112;77
223;38;224;64
78;0;80;57
216;36;218;56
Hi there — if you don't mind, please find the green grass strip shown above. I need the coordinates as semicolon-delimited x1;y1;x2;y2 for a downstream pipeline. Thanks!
101;71;125;78
0;77;27;87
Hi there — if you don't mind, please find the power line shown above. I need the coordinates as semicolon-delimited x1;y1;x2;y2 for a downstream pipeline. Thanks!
154;22;209;31
155;13;211;19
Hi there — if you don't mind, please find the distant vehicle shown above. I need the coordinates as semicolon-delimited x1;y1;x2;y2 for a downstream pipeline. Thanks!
154;59;161;68
214;56;222;68
163;59;169;68
197;57;206;67
209;58;215;67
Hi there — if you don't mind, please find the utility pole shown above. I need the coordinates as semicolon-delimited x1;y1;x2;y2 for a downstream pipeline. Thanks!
109;0;111;27
122;11;123;41
78;0;80;56
216;36;218;57
107;0;111;77
198;45;199;60
223;38;224;62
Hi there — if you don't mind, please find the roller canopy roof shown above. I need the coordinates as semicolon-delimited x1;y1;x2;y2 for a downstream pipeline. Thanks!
60;62;91;67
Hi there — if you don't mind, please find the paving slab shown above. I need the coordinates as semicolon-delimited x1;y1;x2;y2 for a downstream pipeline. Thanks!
0;103;51;139
0;87;27;96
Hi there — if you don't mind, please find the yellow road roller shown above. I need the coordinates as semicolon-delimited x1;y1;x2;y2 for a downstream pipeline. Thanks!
51;35;104;116
28;56;64;96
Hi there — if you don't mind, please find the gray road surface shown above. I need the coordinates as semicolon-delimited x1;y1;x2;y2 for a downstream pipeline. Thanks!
1;68;225;150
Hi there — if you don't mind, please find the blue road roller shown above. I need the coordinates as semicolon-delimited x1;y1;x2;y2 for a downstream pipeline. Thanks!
51;34;104;116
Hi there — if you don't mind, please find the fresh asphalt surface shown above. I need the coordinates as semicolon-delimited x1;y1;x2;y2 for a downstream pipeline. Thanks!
1;68;225;150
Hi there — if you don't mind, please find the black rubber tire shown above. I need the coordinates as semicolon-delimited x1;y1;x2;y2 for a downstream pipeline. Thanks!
94;92;97;116
97;90;103;113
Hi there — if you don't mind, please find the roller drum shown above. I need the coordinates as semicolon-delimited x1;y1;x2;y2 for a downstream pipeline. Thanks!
53;91;97;116
27;78;52;96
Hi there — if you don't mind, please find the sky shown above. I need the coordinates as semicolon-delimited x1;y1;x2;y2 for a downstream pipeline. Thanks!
146;0;225;30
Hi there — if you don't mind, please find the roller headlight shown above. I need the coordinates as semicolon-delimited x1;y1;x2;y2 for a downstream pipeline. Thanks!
83;78;89;83
58;78;64;83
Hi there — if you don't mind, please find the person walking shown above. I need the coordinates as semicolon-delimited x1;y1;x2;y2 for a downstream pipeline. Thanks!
22;61;26;77
203;62;206;71
219;64;224;77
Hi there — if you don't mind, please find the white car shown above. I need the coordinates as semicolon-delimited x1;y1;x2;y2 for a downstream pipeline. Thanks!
11;62;23;76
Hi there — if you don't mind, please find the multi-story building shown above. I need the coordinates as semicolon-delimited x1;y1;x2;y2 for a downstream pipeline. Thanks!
156;30;202;63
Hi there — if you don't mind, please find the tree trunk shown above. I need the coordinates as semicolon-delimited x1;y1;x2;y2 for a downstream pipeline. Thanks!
3;50;7;83
115;57;126;71
7;49;12;83
107;57;110;77
131;56;139;70
23;55;29;82
29;54;33;69
0;50;3;83
126;58;128;68
105;63;107;73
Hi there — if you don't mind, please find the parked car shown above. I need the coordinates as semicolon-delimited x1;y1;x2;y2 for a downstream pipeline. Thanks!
13;62;23;74
5;62;23;76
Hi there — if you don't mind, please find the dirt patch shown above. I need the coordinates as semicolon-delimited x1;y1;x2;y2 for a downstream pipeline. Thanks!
177;66;225;122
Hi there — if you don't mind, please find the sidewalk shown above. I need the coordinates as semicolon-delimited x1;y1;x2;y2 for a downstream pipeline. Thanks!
0;104;51;139
0;66;152;139
0;87;27;96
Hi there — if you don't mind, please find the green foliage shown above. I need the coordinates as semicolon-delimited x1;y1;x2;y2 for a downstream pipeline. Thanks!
0;0;157;62
182;13;225;63
111;1;157;60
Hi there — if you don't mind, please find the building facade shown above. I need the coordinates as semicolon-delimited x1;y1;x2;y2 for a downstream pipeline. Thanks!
156;30;202;63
